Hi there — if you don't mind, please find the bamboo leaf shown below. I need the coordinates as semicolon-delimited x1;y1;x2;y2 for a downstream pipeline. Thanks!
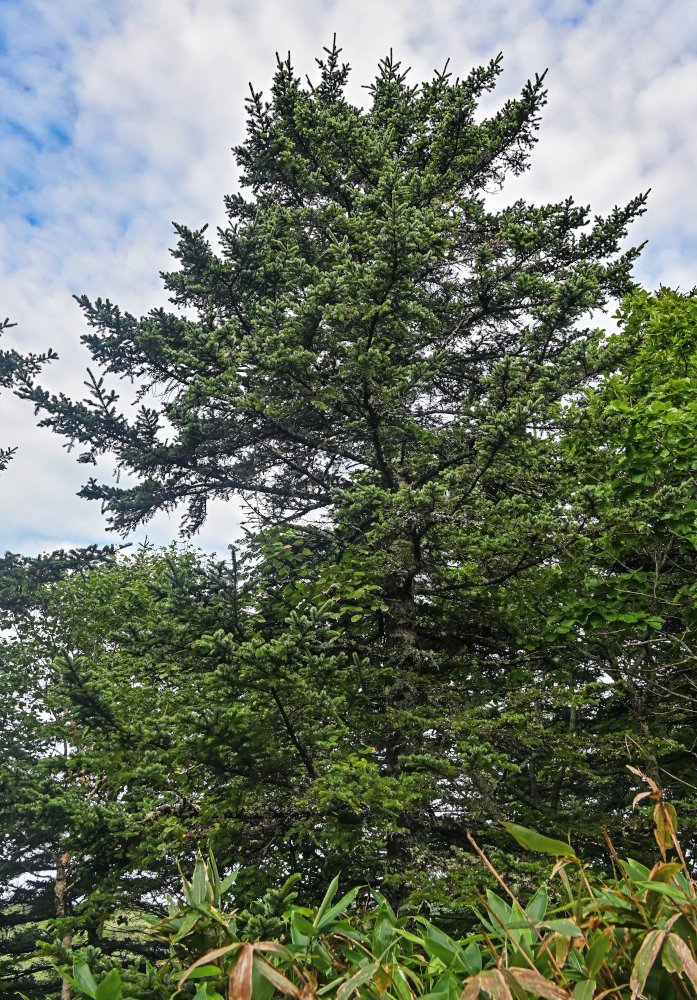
74;961;98;998
502;822;577;858
179;943;244;988
192;853;210;904
175;910;201;939
94;970;122;1000
662;934;697;991
220;872;239;895
585;932;612;977
187;966;225;980
228;942;254;1000
316;887;361;930
293;912;319;938
525;884;548;924
315;875;340;926
336;961;379;1000
630;928;666;999
511;967;570;999
252;955;301;998
635;881;688;902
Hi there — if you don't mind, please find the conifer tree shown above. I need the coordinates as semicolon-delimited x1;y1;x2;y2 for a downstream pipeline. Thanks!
19;43;655;903
24;43;645;535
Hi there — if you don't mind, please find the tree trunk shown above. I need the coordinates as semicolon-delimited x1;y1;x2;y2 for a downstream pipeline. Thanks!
55;849;72;1000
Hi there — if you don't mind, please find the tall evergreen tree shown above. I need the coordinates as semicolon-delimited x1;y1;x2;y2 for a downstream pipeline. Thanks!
24;44;644;535
18;43;657;905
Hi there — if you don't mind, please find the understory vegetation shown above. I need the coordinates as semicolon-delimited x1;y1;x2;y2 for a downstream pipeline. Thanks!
1;41;696;1000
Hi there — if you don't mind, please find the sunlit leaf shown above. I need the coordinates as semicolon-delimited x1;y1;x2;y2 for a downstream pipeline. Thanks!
502;822;577;858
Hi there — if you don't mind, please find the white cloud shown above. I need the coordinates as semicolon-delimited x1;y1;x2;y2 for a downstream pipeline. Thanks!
1;0;695;554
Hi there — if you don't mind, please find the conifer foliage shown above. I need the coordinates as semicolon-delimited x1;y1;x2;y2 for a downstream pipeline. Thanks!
24;42;644;535
0;317;56;471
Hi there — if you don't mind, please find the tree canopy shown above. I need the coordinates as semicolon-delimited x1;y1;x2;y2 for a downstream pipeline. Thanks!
24;44;645;535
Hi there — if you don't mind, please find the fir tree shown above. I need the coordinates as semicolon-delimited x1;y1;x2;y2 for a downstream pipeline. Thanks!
18;42;659;906
23;43;645;535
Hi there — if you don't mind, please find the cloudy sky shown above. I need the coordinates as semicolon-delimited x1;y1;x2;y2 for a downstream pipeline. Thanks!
1;0;695;556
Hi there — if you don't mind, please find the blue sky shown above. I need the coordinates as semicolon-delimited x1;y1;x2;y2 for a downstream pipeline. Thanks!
1;0;696;555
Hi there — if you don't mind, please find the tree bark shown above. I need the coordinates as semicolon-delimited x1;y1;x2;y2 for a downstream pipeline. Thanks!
55;848;72;1000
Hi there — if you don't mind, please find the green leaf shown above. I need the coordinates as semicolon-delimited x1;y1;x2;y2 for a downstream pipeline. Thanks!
525;884;548;924
624;859;651;881
420;922;469;972
193;986;226;1000
220;871;238;894
391;968;415;1000
372;900;396;958
502;822;577;858
316;886;360;930
292;911;319;938
462;941;482;976
661;935;683;975
485;890;511;931
95;969;122;1000
187;965;225;980
336;962;379;1000
585;932;612;977
420;971;459;1000
192;853;209;904
175;909;201;938
637;880;689;902
314;873;340;926
208;850;221;898
74;961;98;999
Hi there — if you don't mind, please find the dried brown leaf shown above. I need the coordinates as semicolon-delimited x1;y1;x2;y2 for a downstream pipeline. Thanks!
627;765;660;796
228;943;253;1000
631;790;653;809
630;929;666;999
663;934;697;991
510;967;571;999
179;943;244;988
459;969;513;1000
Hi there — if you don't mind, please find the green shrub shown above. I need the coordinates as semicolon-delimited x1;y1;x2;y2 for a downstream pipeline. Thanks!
30;769;697;1000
